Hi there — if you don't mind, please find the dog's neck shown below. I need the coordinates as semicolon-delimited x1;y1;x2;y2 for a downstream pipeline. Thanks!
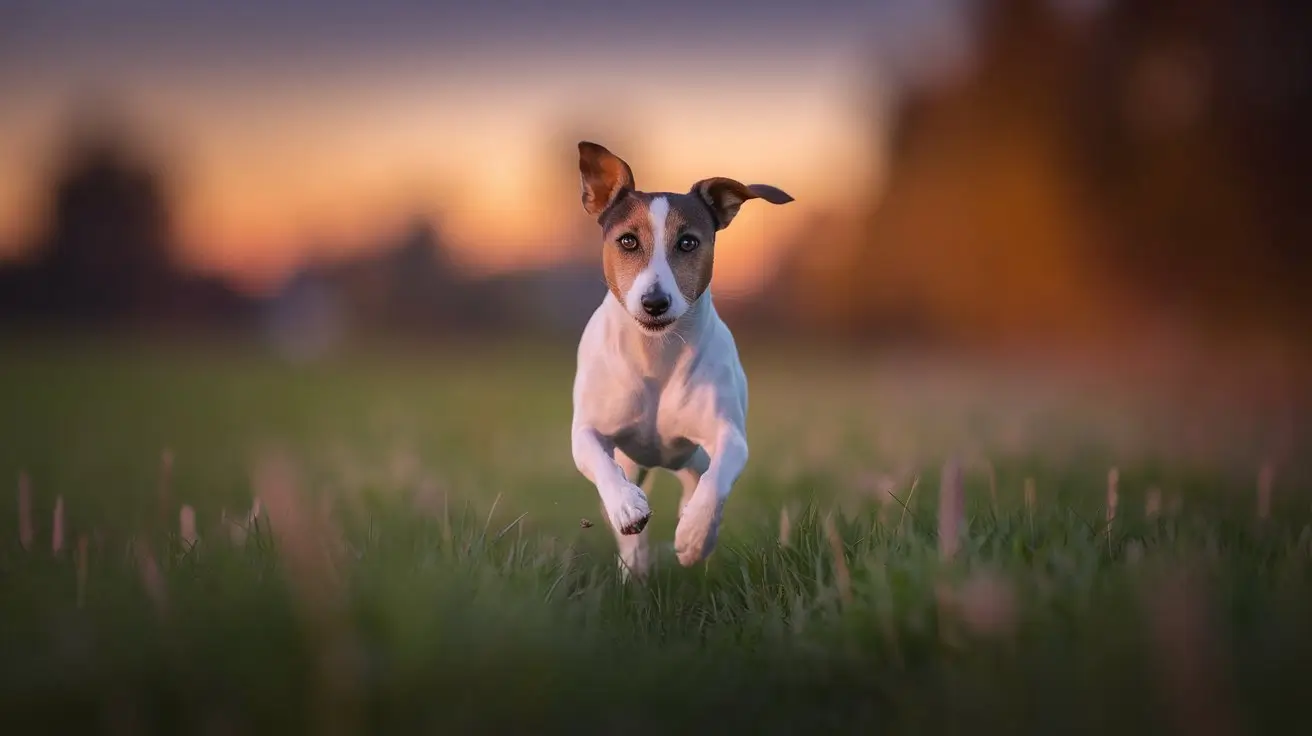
601;290;716;376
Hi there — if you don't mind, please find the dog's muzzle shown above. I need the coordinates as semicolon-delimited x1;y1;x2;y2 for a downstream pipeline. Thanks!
636;287;676;332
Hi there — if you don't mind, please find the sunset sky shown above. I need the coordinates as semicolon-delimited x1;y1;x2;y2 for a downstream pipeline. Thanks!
0;0;972;295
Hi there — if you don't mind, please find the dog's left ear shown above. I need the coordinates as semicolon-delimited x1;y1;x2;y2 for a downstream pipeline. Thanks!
690;178;794;230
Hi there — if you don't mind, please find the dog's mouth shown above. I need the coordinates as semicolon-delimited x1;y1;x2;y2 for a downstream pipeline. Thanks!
635;317;676;334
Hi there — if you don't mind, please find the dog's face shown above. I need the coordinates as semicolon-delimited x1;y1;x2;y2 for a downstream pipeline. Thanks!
578;142;793;334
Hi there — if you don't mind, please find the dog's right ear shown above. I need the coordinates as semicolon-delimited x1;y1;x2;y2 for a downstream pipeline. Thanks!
578;142;636;218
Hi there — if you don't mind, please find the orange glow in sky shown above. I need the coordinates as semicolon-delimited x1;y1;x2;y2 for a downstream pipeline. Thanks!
0;4;909;296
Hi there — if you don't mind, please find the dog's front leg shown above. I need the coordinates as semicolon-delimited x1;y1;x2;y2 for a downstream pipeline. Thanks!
612;451;654;581
674;425;746;567
571;426;652;536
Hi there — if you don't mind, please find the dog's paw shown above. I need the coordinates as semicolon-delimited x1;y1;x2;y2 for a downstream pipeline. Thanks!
674;494;722;566
608;482;652;536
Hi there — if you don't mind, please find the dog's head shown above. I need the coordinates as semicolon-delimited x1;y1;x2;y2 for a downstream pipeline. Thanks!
578;141;793;334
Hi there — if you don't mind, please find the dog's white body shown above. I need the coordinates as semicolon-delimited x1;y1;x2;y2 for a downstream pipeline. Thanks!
568;141;790;578
572;290;747;574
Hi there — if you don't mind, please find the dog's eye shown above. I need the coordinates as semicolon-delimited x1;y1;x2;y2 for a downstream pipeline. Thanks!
617;234;639;250
677;235;700;252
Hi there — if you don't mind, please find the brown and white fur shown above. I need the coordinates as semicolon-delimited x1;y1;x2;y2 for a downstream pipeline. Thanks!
570;141;793;579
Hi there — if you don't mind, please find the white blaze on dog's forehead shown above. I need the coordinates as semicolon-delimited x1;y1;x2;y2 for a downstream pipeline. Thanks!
648;196;669;255
623;196;687;320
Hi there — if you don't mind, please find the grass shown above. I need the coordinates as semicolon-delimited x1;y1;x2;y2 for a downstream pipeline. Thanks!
1;335;1310;734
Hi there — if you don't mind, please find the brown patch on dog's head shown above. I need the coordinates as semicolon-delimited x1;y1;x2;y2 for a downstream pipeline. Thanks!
578;141;794;333
595;191;655;308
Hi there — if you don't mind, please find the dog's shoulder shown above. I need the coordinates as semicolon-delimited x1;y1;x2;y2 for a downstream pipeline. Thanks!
574;301;612;366
679;311;748;423
689;308;744;377
572;301;630;408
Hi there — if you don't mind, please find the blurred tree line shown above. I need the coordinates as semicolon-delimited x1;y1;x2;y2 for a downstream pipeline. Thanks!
767;0;1311;346
2;0;1308;351
0;113;255;328
0;108;607;342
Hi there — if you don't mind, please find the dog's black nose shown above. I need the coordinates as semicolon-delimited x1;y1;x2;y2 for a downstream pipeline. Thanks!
641;290;671;317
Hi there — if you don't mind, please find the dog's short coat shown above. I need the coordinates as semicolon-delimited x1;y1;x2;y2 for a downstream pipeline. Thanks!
570;142;793;578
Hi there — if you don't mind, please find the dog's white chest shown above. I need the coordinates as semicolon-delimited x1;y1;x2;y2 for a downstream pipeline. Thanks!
592;378;700;470
572;294;747;473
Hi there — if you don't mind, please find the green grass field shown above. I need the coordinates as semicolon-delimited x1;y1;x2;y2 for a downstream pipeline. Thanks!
1;336;1310;734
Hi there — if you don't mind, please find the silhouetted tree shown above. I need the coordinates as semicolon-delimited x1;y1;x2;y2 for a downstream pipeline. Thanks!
0;104;180;323
765;0;1312;345
773;0;1109;345
1069;0;1312;334
48;134;174;316
0;102;256;329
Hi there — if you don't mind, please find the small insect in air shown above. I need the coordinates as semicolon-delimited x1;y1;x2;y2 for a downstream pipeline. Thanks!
580;518;594;529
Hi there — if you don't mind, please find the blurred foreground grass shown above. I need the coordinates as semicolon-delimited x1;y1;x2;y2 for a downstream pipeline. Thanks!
1;335;1310;734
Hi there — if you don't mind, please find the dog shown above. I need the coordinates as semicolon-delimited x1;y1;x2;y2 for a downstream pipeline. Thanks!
570;141;793;579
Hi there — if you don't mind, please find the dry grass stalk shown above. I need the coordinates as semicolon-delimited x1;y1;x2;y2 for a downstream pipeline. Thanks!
823;512;852;606
52;495;65;556
1144;572;1240;736
76;535;89;608
252;455;359;736
938;459;964;561
132;539;168;617
18;472;34;551
180;505;198;548
778;506;792;548
221;508;247;547
1145;487;1162;520
1256;462;1273;521
317;494;349;560
255;457;344;610
895;475;920;537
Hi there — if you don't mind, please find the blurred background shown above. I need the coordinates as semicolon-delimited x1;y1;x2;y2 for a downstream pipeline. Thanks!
1;0;1309;365
6;5;1312;729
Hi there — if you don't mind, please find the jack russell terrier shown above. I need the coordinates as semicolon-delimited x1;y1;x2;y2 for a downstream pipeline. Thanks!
570;141;793;579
